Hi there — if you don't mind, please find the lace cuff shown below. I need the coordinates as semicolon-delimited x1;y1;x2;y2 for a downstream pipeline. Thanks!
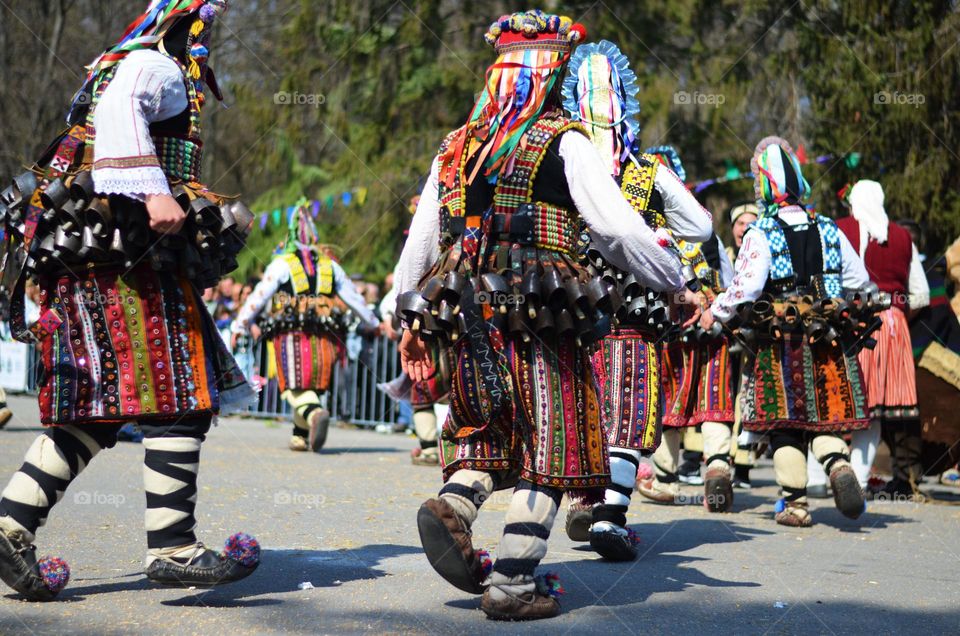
93;164;171;199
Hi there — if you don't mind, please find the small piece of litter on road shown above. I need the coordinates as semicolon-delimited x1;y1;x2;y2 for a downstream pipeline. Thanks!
774;601;788;609
869;581;878;585
298;582;315;590
333;580;342;585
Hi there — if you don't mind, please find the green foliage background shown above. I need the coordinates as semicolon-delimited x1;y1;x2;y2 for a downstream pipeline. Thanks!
4;1;958;282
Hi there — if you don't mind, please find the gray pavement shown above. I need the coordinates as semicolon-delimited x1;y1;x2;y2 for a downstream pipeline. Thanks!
0;392;957;635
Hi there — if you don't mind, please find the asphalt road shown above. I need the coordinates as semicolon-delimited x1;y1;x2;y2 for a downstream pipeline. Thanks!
0;393;957;635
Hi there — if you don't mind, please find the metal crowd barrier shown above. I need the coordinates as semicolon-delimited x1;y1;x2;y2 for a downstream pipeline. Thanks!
1;333;405;429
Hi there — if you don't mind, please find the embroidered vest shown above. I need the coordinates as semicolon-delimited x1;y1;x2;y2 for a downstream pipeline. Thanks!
437;116;586;256
755;214;842;298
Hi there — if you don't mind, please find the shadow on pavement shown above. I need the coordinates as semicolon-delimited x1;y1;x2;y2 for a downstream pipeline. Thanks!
52;544;421;607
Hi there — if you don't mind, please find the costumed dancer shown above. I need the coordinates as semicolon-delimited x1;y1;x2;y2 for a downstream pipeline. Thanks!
0;0;260;601
727;201;762;489
395;11;706;620
700;137;876;527
836;181;929;492
231;204;379;452
899;220;960;494
633;148;737;513
557;42;713;561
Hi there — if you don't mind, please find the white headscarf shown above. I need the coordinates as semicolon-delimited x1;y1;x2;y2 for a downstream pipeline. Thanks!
848;179;888;256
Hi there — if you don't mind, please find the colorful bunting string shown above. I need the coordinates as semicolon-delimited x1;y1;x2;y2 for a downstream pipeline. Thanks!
687;150;861;194
252;186;373;229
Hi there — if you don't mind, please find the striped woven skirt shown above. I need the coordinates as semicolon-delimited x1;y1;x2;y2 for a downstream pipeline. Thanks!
591;328;661;453
440;334;610;491
272;331;344;393
661;338;735;428
858;307;918;422
37;265;253;426
739;334;869;432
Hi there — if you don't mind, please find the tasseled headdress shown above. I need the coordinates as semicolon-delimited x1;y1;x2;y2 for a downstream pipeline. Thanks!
751;136;811;218
561;40;640;177
439;10;586;188
69;0;228;120
278;201;321;276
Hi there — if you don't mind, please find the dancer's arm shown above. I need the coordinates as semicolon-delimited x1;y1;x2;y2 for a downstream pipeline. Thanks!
654;166;713;242
395;158;441;295
561;132;683;292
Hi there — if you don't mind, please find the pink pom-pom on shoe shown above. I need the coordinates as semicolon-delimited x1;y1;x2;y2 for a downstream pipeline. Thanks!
37;556;70;593
636;463;654;481
222;532;261;568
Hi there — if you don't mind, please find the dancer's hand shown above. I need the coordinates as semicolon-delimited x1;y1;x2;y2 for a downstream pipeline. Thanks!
399;329;432;382
145;193;186;234
699;308;715;331
679;290;706;328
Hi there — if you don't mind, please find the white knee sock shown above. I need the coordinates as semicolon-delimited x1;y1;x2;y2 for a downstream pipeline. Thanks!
849;422;880;487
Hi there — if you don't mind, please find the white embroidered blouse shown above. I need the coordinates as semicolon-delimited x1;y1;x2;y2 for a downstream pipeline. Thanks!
92;50;188;199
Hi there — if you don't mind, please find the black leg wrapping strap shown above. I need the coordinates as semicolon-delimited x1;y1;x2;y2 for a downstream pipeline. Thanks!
706;454;731;466
300;404;320;422
515;480;563;508
783;485;807;502
608;482;634;499
609;450;641;470
654;463;680;484
17;463;70;514
439;482;482;508
820;452;849;475
144;448;200;549
0;499;46;535
502;522;550;540
493;558;539;578
420;439;438;450
43;428;95;477
592;503;628;528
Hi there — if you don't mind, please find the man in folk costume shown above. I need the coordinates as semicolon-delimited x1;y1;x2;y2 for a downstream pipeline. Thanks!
635;147;737;513
700;137;873;527
231;205;379;452
836;181;929;491
557;43;713;561
0;1;261;601
395;11;708;620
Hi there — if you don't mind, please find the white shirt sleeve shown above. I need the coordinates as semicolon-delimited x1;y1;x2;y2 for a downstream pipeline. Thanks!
395;157;442;295
907;243;931;310
332;261;380;329
92;50;188;199
561;132;683;291
652;165;713;242
711;228;771;323
716;235;735;289
231;257;290;335
838;231;871;290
